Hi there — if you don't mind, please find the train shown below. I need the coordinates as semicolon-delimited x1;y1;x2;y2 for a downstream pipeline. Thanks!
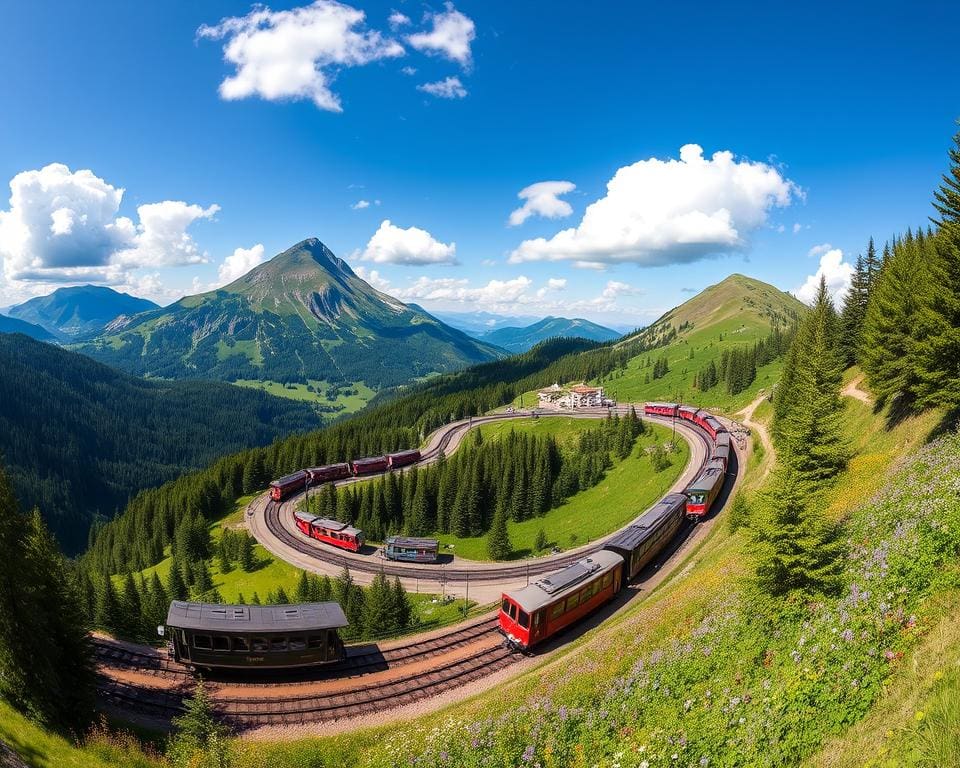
500;404;731;650
384;536;440;563
269;449;422;501
294;511;364;552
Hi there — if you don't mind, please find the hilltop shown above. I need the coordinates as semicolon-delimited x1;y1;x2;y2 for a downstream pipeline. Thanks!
598;274;806;410
7;284;159;340
479;316;620;353
0;314;56;341
76;239;502;399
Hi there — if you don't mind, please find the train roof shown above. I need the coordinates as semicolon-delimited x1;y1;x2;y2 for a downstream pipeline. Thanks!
504;551;623;613
686;459;726;493
294;510;317;523
386;536;439;548
308;463;350;471
272;470;308;486
387;449;420;458
704;416;724;430
352;456;387;465
645;401;678;409
166;601;348;633
678;405;699;414
604;493;687;551
715;432;731;449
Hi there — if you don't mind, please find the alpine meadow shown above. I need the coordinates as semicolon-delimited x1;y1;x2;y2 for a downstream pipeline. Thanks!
1;4;960;768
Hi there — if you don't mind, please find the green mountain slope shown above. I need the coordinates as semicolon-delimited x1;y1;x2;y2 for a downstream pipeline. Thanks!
0;315;56;341
0;334;324;554
77;238;502;390
599;274;806;410
8;284;158;340
480;316;620;352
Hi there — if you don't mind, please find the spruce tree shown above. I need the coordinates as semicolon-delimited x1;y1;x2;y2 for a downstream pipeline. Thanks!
167;679;229;768
166;559;188;602
294;570;312;603
362;572;393;638
839;252;869;366
238;532;255;572
120;571;143;639
391;577;412;630
487;507;512;560
775;277;848;483
752;467;845;597
914;125;960;409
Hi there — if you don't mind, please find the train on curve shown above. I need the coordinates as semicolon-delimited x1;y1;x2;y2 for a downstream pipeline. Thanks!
499;403;731;650
269;449;421;501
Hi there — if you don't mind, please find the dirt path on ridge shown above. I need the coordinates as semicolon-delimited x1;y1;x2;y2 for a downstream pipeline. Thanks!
842;373;873;404
737;393;775;483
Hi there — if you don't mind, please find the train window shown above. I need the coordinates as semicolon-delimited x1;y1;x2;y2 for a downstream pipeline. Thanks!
270;637;288;652
602;573;612;587
566;594;580;612
252;637;268;652
289;637;307;651
533;612;542;626
212;636;230;652
518;610;530;629
501;598;511;615
193;635;212;650
233;637;249;652
308;635;325;649
550;602;564;620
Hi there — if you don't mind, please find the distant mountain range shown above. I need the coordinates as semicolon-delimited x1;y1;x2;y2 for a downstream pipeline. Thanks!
0;333;325;554
0;314;57;341
432;310;544;336
7;285;159;340
477;316;620;353
76;238;502;390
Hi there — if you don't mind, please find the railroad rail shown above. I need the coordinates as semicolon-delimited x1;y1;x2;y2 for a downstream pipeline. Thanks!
258;409;713;582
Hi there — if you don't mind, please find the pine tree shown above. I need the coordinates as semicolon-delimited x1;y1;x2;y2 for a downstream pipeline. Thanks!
775;277;848;483
95;575;122;632
238;532;255;572
861;234;928;405
914;125;960;409
167;679;229;768
752;468;845;597
0;469;95;732
121;571;143;639
839;252;869;366
294;570;312;603
487;507;512;560
864;236;881;295
391;577;412;630
362;572;393;638
166;559;188;602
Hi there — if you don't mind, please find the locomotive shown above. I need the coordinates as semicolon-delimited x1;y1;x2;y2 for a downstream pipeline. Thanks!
502;404;731;650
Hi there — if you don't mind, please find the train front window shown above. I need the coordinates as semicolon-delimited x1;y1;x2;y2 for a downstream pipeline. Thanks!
501;598;511;615
517;610;530;629
193;635;212;650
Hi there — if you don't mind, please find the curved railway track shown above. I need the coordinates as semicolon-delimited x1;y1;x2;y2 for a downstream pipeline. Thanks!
260;410;713;582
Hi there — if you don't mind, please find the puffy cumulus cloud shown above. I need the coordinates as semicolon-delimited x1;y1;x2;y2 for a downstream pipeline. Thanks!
794;245;854;306
417;76;467;99
388;11;410;28
406;3;475;67
197;1;404;112
0;163;217;284
391;275;533;305
352;199;371;209
114;201;220;269
509;144;799;267
360;219;458;265
353;265;392;291
508;180;576;227
546;277;567;290
217;243;266;286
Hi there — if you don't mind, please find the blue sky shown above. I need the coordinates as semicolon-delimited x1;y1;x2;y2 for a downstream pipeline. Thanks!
0;1;958;327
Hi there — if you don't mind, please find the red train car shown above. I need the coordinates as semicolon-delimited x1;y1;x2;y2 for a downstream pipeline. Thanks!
499;551;623;650
678;405;700;423
308;517;364;552
387;449;421;469
701;415;725;441
644;402;679;418
269;471;309;502
307;463;351;486
294;509;317;536
684;458;726;520
351;456;389;476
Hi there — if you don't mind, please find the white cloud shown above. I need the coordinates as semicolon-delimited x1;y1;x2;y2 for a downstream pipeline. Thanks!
417;76;467;99
217;243;266;286
793;222;802;234
406;3;475;67
352;199;371;209
509;144;799;267
400;65;417;75
353;265;393;291
0;163;217;285
392;275;532;305
508;181;576;226
794;245;854;306
546;277;567;290
114;201;220;269
388;11;411;28
360;219;458;265
197;1;404;112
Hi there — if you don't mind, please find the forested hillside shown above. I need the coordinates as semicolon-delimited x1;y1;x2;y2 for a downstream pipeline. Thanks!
7;285;158;340
0;335;324;554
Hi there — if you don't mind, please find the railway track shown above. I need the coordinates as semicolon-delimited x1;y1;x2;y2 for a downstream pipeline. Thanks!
94;615;502;687
97;643;520;728
261;410;713;583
